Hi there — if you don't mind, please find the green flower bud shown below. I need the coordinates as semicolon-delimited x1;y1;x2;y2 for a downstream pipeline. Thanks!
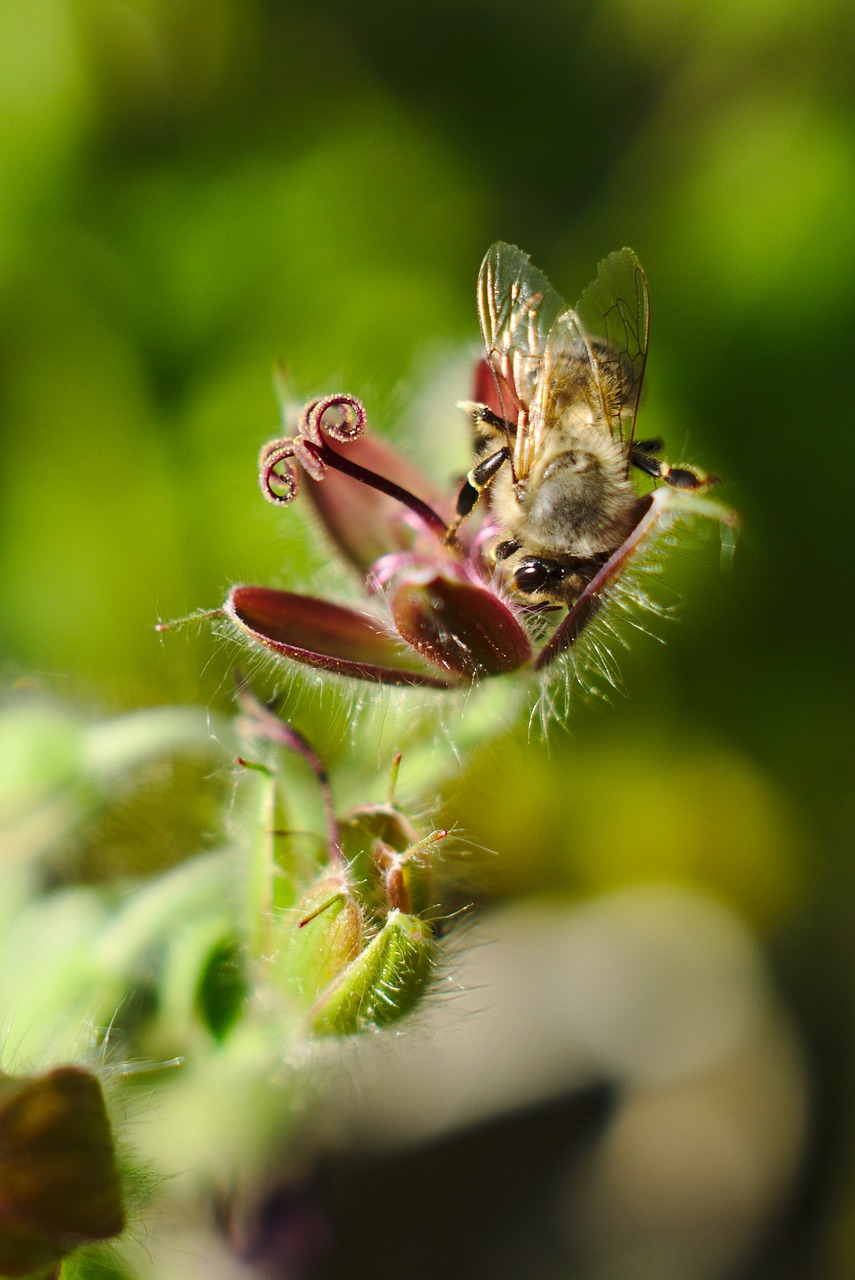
339;807;418;916
0;1067;124;1276
310;910;434;1036
339;808;445;921
269;873;364;1009
234;690;447;1037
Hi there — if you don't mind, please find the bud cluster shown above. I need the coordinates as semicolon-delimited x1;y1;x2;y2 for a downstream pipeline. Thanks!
237;688;448;1037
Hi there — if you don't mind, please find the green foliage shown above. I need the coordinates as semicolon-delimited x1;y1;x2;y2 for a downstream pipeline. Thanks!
0;1;852;1276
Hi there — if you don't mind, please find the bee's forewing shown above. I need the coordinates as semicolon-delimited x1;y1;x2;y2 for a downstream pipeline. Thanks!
574;247;650;445
477;243;565;425
521;308;606;477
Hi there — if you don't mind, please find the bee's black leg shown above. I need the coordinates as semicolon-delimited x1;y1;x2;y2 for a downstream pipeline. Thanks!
630;441;718;491
474;405;510;432
459;446;510;514
459;401;513;439
445;445;510;544
632;437;664;457
493;540;520;562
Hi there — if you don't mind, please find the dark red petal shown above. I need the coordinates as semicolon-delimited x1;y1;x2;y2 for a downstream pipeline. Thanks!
535;496;657;670
226;586;455;687
390;572;532;680
472;357;521;424
534;486;739;670
301;435;451;573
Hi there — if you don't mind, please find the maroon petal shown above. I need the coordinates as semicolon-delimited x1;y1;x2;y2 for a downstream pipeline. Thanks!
390;572;532;680
535;486;739;670
226;586;455;687
471;356;522;425
301;435;452;574
535;496;658;670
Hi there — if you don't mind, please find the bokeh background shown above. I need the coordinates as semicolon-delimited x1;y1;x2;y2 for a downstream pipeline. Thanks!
1;1;854;1276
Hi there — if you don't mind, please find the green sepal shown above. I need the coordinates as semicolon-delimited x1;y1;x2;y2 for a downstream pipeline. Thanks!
338;808;437;919
269;873;364;1009
339;807;418;913
310;910;434;1036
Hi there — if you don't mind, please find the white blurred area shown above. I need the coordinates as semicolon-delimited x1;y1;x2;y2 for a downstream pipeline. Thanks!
316;884;807;1280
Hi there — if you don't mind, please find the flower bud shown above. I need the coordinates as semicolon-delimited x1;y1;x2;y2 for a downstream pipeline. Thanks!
269;873;364;1009
339;808;441;920
310;910;434;1036
0;1067;124;1276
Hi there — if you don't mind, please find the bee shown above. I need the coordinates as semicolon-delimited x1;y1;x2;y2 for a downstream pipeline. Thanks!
450;243;717;608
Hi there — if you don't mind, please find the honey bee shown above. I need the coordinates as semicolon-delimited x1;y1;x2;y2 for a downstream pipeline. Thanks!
450;243;716;607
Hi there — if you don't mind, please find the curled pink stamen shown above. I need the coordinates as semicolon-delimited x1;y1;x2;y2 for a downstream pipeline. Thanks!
304;394;367;446
298;397;324;445
259;391;449;539
260;441;300;505
291;436;326;482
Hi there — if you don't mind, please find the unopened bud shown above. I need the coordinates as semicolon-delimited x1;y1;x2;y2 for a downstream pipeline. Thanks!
270;873;364;1007
339;809;443;921
310;910;434;1036
0;1067;124;1276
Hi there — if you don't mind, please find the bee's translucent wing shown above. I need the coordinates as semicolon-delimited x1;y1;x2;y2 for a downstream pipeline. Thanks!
574;247;650;446
521;307;607;478
477;243;566;425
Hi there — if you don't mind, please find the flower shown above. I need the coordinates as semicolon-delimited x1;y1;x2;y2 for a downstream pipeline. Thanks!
220;384;737;695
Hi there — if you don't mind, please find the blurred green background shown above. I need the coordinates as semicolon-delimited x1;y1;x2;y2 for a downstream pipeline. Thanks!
1;0;854;1274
